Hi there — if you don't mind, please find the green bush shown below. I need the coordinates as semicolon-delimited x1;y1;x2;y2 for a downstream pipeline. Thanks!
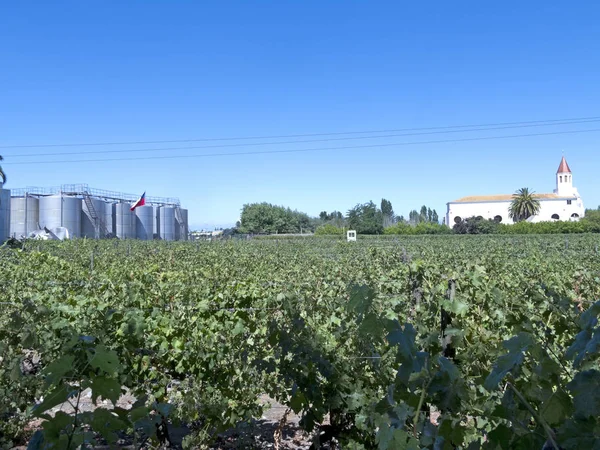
384;222;452;235
315;224;345;235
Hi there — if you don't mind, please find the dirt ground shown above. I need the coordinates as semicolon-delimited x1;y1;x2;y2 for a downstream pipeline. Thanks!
11;392;315;449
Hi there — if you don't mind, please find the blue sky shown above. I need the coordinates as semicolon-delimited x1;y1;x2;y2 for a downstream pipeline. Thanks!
2;2;600;229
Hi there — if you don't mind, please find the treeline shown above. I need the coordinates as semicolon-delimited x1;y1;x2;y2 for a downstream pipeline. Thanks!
384;209;600;235
238;203;315;234
239;201;600;236
239;199;440;235
452;211;600;234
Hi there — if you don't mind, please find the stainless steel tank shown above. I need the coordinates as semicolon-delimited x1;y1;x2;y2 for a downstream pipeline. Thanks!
153;206;160;239
10;196;39;239
104;202;114;237
135;206;154;240
0;189;11;242
82;198;107;238
39;195;82;238
159;206;176;241
115;203;136;239
179;208;189;241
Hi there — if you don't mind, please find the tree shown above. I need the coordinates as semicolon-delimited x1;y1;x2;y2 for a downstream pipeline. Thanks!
408;210;420;225
319;211;329;221
420;205;428;223
508;188;541;222
381;198;395;228
240;202;314;234
0;155;5;186
432;210;439;223
346;201;383;234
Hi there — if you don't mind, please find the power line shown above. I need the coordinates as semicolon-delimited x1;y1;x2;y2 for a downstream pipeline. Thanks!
4;128;600;166
5;118;600;158
0;115;599;149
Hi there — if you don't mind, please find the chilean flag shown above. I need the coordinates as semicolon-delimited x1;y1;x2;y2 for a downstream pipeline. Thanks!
130;192;146;211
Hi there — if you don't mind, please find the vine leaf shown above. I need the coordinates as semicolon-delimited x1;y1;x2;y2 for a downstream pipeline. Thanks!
88;375;122;405
540;390;573;426
578;301;600;330
43;355;75;387
31;383;70;417
566;329;600;368
484;333;533;391
89;345;120;375
90;409;126;444
567;370;600;419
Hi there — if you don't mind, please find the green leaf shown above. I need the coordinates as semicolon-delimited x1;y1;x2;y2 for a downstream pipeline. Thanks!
376;425;420;450
484;333;533;391
289;392;306;413
89;375;122;405
90;408;126;444
27;430;45;450
566;329;600;367
567;370;600;419
43;355;75;387
10;359;22;381
41;411;73;441
232;320;245;336
32;384;70;417
449;297;469;316
129;406;150;423
540;390;573;426
347;284;375;316
358;312;385;338
579;301;600;330
89;345;120;375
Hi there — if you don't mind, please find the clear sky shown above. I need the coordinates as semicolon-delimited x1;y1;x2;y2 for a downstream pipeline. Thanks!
2;1;600;229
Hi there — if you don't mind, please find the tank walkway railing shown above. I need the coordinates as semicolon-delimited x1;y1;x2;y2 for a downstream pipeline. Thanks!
11;184;180;207
82;191;110;238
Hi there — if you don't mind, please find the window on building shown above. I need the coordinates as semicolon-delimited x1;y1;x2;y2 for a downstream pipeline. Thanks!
560;176;563;182
494;215;502;223
551;214;560;220
454;216;462;224
571;213;580;218
567;200;572;205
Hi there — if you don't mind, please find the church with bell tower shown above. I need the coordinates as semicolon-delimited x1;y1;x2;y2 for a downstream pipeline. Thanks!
446;156;585;225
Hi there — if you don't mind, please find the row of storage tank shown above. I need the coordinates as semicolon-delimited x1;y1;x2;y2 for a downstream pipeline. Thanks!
0;192;188;241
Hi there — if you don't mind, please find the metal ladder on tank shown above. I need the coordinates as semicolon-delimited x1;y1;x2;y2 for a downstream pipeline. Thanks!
174;207;185;241
82;191;109;239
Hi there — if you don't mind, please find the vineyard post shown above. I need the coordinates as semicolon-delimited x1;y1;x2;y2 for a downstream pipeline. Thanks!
565;237;569;250
441;279;456;360
90;249;94;272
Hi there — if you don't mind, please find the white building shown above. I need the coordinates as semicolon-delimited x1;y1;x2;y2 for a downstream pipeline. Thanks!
446;157;585;225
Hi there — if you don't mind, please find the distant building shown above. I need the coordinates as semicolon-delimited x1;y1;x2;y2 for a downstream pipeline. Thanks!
446;157;585;225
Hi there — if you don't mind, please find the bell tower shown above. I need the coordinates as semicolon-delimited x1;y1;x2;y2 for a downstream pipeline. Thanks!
555;156;574;197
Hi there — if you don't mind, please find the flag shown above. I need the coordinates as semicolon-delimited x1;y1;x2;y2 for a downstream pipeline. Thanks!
130;192;146;211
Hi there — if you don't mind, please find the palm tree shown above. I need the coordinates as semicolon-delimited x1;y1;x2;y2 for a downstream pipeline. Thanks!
0;155;5;187
509;187;541;222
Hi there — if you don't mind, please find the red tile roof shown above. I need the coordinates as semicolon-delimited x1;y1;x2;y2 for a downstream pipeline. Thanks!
557;156;572;173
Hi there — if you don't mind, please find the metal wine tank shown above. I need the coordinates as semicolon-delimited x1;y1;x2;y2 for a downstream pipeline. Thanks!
10;195;39;239
39;195;82;238
0;189;11;242
82;197;107;239
114;202;136;239
159;206;176;241
135;205;154;240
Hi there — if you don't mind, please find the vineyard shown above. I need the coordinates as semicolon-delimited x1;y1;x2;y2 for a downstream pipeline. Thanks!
1;235;600;449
